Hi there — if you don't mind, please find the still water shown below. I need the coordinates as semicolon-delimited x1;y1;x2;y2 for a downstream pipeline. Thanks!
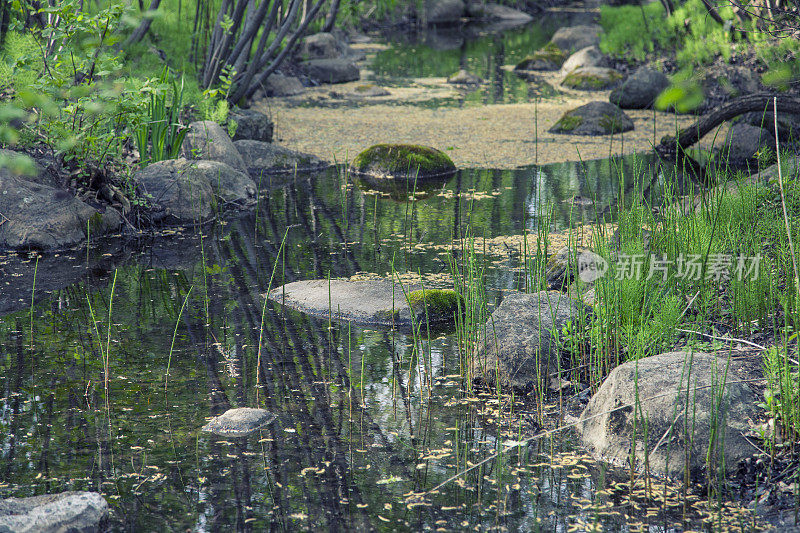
0;154;758;531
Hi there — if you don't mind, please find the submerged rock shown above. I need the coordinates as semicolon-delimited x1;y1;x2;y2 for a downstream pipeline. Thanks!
202;408;277;437
474;291;590;391
133;158;255;224
447;69;482;85
514;42;567;72
0;176;121;250
350;144;456;180
229;108;274;143
609;67;670;109
549;24;602;54
549;101;633;136
0;491;108;533
268;279;459;328
301;58;360;84
181;120;248;174
234;140;327;175
578;351;763;479
562;67;623;91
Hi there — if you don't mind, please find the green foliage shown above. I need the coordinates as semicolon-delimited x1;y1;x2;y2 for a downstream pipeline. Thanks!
552;113;582;132
134;67;188;167
599;2;674;61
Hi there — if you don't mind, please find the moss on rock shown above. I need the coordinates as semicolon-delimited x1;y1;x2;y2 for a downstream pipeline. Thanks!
351;144;456;180
552;113;583;132
406;289;463;324
562;68;623;90
514;43;567;71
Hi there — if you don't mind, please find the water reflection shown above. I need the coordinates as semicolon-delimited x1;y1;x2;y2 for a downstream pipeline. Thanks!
0;155;725;531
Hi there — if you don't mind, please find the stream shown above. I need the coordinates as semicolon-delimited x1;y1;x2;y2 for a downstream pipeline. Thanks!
0;17;756;533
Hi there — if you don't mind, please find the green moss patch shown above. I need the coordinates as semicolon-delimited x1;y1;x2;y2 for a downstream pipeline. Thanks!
562;69;623;90
552;114;583;132
351;144;457;179
599;113;625;134
515;43;567;71
354;83;376;93
406;289;463;324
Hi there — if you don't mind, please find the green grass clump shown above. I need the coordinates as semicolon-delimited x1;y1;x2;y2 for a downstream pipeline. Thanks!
351;144;456;179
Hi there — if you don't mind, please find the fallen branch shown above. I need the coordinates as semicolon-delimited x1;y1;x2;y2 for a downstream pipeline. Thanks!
656;93;800;158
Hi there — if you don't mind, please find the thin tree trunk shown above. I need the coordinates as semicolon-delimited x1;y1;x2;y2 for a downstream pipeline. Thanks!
123;0;162;47
322;0;341;32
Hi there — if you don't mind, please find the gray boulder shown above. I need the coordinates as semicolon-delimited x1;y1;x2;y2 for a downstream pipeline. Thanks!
474;291;590;391
298;32;349;60
560;46;604;75
301;58;360;84
427;0;466;24
578;351;763;479
720;123;774;164
549;24;602;54
202;408;277;437
545;246;608;290
0;149;60;188
549;101;634;136
229;109;274;143
181;120;247;174
562;66;624;91
234;140;327;175
465;2;533;22
0;176;121;250
264;74;305;97
0;491;108;533
133;158;255;224
610;67;670;109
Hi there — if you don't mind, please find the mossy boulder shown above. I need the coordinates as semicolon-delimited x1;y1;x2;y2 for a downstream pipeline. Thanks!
351;84;390;97
562;67;623;91
514;42;567;72
609;67;670;109
406;288;463;325
350;144;457;180
549;101;633;136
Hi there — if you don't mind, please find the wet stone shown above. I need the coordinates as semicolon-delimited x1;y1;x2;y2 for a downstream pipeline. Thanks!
202;408;277;437
0;491;109;533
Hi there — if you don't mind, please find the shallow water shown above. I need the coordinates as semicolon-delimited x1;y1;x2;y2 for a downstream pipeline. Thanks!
0;155;758;531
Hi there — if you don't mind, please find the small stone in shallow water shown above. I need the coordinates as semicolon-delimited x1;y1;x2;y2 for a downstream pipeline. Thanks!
202;408;277;437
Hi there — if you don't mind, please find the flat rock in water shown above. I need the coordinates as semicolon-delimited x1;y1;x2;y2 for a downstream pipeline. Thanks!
578;351;764;479
474;291;590;391
268;279;419;327
202;408;276;437
234;140;328;175
447;69;482;84
0;491;108;533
